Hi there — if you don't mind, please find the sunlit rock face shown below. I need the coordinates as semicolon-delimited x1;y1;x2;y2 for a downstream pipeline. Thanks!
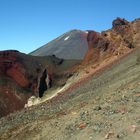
83;18;140;64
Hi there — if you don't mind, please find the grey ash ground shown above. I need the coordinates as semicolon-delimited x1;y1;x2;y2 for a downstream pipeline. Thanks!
0;48;140;140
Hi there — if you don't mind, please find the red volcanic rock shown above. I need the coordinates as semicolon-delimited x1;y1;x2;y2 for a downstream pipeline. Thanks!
7;62;29;87
0;50;29;87
0;50;53;117
83;18;139;65
0;50;32;117
83;31;111;64
87;31;101;49
83;31;101;64
78;122;87;129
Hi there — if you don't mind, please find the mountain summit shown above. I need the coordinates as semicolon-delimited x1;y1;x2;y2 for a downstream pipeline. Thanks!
30;29;88;59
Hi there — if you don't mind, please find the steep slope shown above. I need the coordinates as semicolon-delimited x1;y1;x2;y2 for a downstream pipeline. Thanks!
30;29;88;59
1;47;140;140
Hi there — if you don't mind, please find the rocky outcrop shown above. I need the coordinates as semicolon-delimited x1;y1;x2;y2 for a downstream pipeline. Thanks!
83;30;113;64
112;17;129;27
83;17;140;64
83;31;101;64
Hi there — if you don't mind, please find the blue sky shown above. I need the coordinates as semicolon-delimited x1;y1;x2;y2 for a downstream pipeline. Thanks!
0;0;140;53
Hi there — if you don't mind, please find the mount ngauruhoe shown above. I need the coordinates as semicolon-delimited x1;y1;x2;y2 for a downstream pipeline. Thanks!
30;29;88;59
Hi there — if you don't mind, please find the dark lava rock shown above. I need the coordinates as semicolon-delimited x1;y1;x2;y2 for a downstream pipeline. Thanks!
112;17;129;27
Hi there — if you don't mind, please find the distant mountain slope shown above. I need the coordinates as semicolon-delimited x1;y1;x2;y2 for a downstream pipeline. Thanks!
30;29;88;59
